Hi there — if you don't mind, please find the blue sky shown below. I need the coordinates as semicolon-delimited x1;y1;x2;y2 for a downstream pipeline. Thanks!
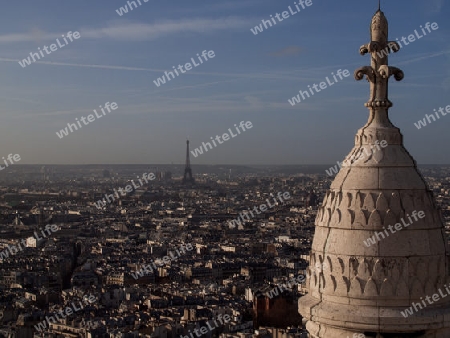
0;0;448;165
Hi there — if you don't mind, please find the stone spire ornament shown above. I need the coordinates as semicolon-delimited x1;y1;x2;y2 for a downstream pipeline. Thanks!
298;6;450;338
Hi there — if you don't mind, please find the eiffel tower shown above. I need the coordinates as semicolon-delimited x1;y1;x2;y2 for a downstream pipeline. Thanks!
182;140;195;184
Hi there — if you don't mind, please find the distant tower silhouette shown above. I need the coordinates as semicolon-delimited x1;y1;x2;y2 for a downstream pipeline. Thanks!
307;189;318;207
183;140;195;184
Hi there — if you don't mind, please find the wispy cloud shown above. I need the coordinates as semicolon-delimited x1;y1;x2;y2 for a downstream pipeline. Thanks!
0;17;251;44
270;46;302;57
0;58;318;81
83;17;251;40
0;28;56;43
0;58;166;72
244;96;263;108
2;51;446;85
397;50;450;66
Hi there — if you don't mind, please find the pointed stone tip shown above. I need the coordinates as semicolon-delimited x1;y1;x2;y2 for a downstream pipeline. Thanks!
373;8;385;17
373;0;385;17
371;7;388;33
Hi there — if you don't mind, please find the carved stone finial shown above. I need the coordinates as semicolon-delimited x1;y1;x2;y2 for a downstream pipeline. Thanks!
354;9;404;110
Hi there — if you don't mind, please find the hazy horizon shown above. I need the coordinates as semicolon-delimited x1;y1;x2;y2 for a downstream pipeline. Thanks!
0;0;448;165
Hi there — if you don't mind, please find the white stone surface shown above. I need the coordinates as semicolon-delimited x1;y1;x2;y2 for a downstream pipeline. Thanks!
299;8;450;337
